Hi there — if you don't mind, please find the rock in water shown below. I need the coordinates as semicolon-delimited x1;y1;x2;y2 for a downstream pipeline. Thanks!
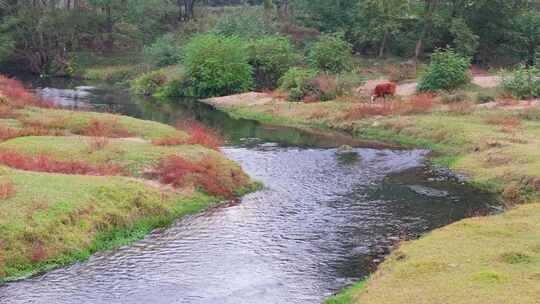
407;185;449;198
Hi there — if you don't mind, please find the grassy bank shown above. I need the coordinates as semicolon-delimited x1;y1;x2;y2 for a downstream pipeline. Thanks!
204;93;540;303
0;75;258;282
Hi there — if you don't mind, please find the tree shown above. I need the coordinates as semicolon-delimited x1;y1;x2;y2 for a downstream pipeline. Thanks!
358;0;411;57
513;11;540;66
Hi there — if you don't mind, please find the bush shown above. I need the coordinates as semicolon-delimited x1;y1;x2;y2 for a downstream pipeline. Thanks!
418;49;471;92
502;65;540;99
476;92;496;104
183;34;253;98
247;36;298;90
279;67;318;101
335;72;365;96
210;8;278;39
130;70;167;96
143;33;183;67
440;91;467;104
308;34;352;73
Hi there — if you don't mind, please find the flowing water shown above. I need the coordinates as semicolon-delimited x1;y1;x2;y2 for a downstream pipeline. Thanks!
0;78;499;303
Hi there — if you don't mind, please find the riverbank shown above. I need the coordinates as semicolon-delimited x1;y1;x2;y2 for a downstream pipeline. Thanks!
203;93;540;303
0;75;259;283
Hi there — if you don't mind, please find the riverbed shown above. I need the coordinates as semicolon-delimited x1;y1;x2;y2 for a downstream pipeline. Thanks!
0;79;498;303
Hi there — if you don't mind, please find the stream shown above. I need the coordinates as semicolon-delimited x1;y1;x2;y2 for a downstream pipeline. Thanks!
0;78;499;303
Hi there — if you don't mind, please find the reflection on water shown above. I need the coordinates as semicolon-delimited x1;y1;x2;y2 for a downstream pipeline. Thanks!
0;78;500;304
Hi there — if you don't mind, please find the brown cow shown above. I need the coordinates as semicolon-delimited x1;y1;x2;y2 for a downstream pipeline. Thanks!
371;82;397;102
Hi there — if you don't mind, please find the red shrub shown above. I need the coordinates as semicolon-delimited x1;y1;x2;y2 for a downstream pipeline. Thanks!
82;118;132;138
0;106;16;119
155;155;242;198
0;180;16;200
158;120;224;150
30;243;48;262
345;103;394;120
403;93;436;114
0;124;56;142
0;76;54;108
152;137;185;146
0;150;122;176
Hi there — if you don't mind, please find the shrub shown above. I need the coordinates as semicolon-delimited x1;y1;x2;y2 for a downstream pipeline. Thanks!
0;76;54;108
403;93;436;114
447;101;475;115
418;49;471;92
440;91;467;104
502;65;540;99
308;34;352;73
0;150;123;176
246;36;298;90
155;155;246;198
152;121;224;150
335;72;365;96
183;34;253;98
344;103;394;120
311;74;338;101
279;67;318;101
0;179;16;200
143;33;183;67
476;92;496;104
130;70;167;96
82;118;132;138
210;8;278;39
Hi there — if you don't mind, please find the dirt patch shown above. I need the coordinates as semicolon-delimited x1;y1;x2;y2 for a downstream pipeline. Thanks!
472;76;502;88
204;92;280;107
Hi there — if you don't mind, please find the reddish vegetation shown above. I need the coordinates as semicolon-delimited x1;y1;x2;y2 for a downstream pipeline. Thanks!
372;82;397;101
404;93;436;114
87;136;110;152
152;137;185;146
0;105;17;119
82;118;132;138
0;180;16;200
30;243;48;262
448;101;474;115
0;150;123;176
346;93;436;120
345;103;394;120
0;124;57;142
153;121;224;150
485;114;523;134
0;76;54;108
155;155;245;198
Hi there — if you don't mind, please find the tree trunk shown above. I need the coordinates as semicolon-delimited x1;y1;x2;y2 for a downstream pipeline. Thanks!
379;31;389;58
104;5;113;53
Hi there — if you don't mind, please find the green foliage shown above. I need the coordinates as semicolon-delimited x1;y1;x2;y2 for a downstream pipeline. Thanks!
279;67;318;101
513;11;540;65
450;18;479;58
247;36;298;90
308;34;352;73
183;34;253;98
210;8;278;39
143;33;183;67
475;92;496;104
418;49;471;92
335;72;366;96
130;70;167;96
502;65;540;99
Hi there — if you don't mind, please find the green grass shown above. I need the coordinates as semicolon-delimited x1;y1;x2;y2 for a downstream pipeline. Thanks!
0;136;231;177
0;166;221;282
17;107;186;140
354;202;540;304
325;280;367;304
